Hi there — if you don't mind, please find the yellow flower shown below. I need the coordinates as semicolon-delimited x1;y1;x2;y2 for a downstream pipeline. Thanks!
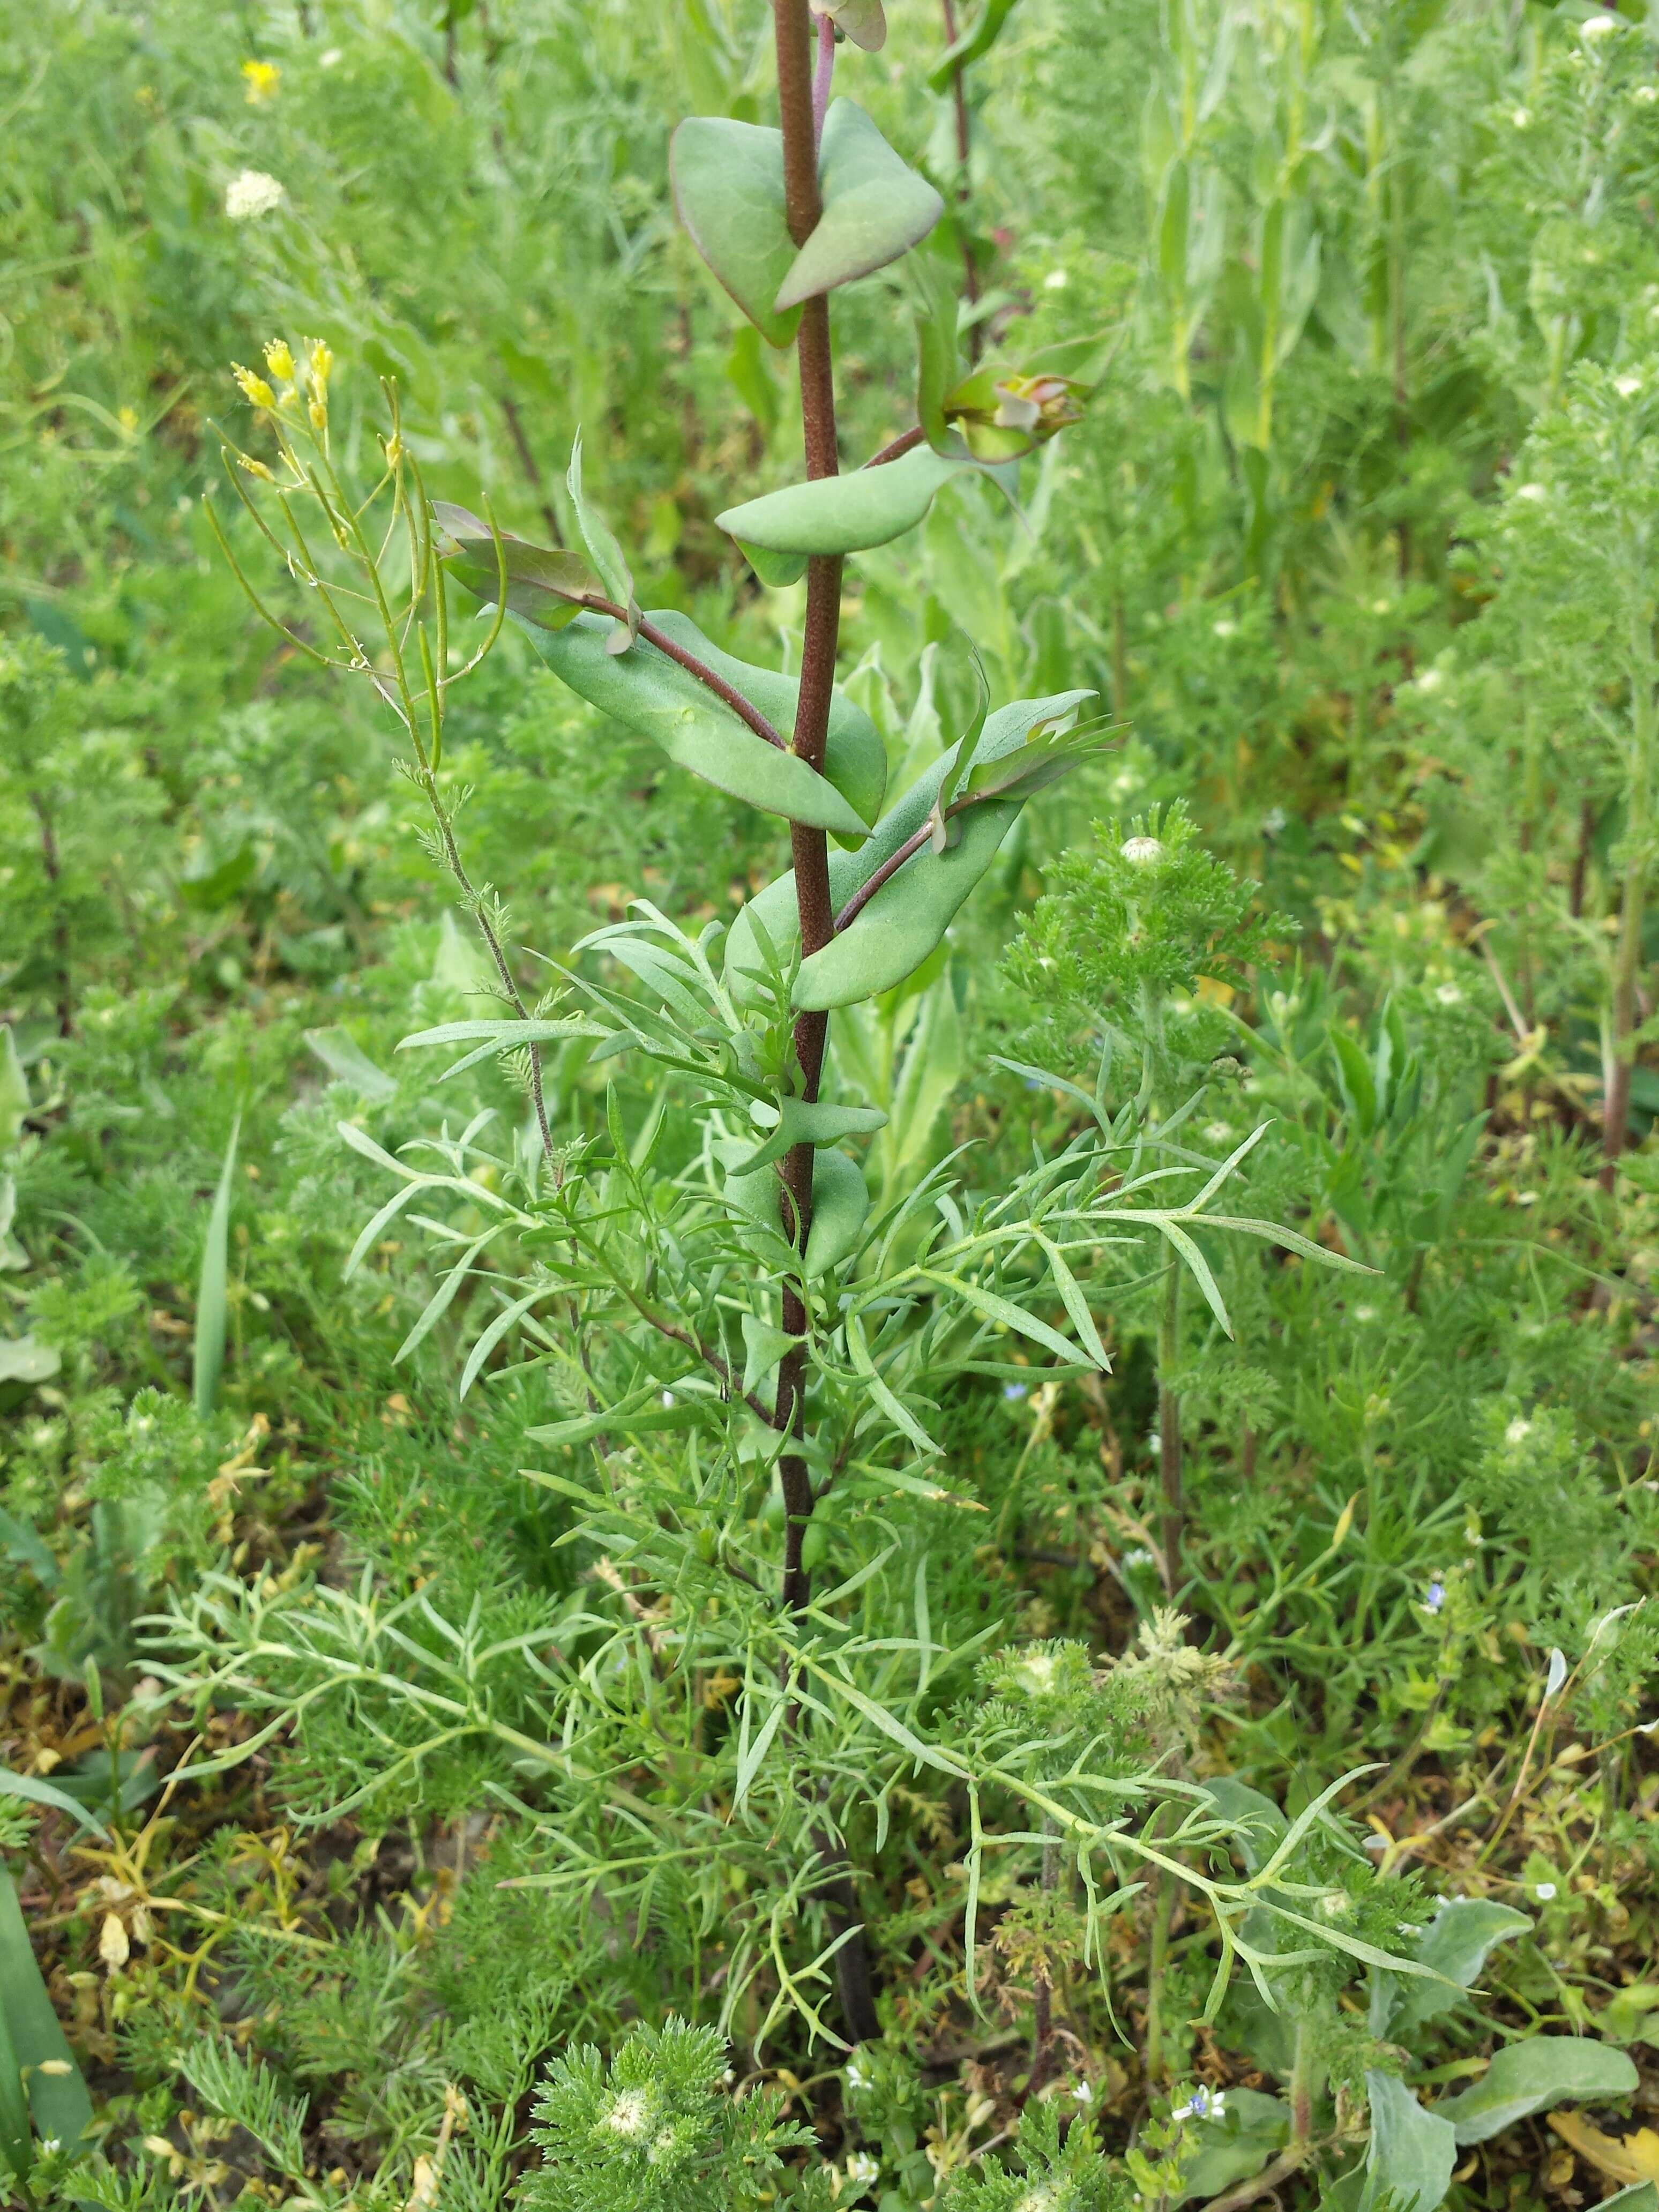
307;339;334;389
264;338;295;382
241;58;281;104
231;364;277;410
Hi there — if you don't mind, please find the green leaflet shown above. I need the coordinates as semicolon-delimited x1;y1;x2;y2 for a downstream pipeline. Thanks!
927;0;1022;89
803;1147;870;1276
193;1114;240;1418
1359;2073;1455;2212
774;101;944;310
724;689;1096;1010
0;1865;91;2166
0;1767;109;1838
1431;2039;1638;2147
670;119;803;350
718;444;964;564
517;612;881;836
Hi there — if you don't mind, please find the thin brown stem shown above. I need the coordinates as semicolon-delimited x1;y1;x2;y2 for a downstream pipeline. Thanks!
770;0;879;2052
498;392;564;547
939;0;982;358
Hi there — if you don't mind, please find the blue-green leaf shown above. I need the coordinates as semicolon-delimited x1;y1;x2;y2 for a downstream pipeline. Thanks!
724;690;1095;1010
718;444;966;563
1359;2073;1455;2212
519;613;878;835
804;1148;870;1276
193;1114;240;1417
670;119;802;349
774;100;943;309
1433;2039;1638;2147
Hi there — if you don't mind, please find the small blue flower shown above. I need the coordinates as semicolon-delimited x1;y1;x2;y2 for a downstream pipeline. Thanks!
1173;2086;1223;2123
1423;1579;1445;1615
1003;1381;1028;1401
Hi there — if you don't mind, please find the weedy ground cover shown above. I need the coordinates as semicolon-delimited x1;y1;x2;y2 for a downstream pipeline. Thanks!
1;3;1657;2209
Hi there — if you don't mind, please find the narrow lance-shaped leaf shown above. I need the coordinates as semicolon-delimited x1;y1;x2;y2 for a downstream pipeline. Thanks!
927;0;1022;89
194;1113;240;1417
0;1865;92;2158
434;503;594;631
567;434;638;652
497;611;883;836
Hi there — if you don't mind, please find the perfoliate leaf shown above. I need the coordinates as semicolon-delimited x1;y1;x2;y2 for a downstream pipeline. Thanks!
718;444;966;565
811;0;886;51
729;1096;886;1175
803;1147;870;1275
503;611;879;835
741;1314;797;1396
670;119;802;350
724;690;1095;1010
775;100;943;310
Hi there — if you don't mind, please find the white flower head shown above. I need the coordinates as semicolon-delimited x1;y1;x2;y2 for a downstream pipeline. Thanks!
1213;617;1238;638
1580;11;1619;40
603;2088;652;2138
1534;1880;1558;1901
1512;106;1531;128
1617;373;1644;397
1514;482;1548;503
1043;267;1069;291
1505;1416;1532;1447
1120;835;1164;866
225;169;285;221
1636;83;1659;103
1415;667;1445;694
1262;805;1288;834
1435;982;1462;1006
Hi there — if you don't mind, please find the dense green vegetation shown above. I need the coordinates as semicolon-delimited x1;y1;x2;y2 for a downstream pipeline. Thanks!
3;2;1658;2207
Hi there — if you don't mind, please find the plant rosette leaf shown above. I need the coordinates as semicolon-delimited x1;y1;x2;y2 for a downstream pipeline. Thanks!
0;1867;92;2159
1371;1897;1532;2038
1433;2039;1639;2147
1358;2072;1456;2212
670;119;802;350
724;688;1096;1010
775;100;944;310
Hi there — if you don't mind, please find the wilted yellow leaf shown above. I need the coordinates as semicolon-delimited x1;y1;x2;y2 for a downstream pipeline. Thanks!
1548;2110;1659;2185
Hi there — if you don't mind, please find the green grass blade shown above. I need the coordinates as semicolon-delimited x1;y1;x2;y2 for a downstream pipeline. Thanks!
193;1113;241;1417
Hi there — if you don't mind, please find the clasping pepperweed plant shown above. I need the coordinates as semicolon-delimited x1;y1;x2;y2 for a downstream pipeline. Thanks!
195;0;1432;2164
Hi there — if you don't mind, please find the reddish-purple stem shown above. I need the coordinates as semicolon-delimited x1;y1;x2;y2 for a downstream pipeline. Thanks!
812;10;836;143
